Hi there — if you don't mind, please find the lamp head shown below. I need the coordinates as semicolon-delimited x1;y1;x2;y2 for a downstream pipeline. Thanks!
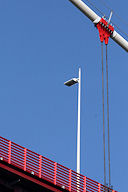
64;78;79;87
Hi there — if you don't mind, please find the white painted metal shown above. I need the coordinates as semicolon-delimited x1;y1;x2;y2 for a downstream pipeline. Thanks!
64;68;81;174
69;0;128;52
112;31;128;52
77;67;81;174
108;11;113;25
69;0;100;22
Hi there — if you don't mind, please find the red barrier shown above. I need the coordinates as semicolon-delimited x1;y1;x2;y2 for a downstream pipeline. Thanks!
0;136;117;192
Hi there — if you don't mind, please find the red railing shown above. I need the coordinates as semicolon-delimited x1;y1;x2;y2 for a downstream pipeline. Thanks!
0;136;117;192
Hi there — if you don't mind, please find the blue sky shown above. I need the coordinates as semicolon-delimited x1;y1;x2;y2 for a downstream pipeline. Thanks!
0;0;128;191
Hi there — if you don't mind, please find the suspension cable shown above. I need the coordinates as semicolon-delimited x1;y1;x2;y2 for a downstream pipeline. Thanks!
101;42;106;186
106;45;111;187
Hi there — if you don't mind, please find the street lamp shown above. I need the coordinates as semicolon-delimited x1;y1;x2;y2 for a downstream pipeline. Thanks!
64;68;81;174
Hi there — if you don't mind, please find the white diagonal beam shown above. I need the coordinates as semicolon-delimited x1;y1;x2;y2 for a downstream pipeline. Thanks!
69;0;128;52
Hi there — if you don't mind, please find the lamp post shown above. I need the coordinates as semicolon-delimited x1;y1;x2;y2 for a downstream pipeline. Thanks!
64;68;81;174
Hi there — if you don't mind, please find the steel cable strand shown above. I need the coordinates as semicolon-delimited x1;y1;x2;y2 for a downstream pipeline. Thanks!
106;45;111;188
101;42;106;188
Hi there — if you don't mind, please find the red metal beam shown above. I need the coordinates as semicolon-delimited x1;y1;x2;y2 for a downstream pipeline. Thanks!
0;136;117;192
0;162;64;192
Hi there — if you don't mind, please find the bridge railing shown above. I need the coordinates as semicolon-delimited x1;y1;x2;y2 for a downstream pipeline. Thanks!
0;136;117;192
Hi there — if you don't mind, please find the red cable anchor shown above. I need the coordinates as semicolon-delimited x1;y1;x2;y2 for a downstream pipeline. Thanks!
96;18;114;45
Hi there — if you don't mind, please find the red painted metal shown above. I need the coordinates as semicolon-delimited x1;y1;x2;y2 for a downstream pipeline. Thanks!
0;162;63;192
8;140;11;164
98;183;101;192
39;155;42;178
24;148;27;171
83;176;86;192
96;18;114;45
0;136;117;192
69;169;71;192
54;162;57;185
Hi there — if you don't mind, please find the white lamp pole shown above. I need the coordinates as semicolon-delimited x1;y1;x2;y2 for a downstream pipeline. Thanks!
64;68;81;174
77;67;81;174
